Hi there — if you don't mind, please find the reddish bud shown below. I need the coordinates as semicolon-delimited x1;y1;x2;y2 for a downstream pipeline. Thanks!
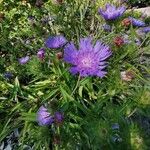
114;36;124;47
122;18;131;27
56;52;63;60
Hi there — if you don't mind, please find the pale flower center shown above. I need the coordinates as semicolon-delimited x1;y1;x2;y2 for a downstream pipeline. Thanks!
81;57;92;68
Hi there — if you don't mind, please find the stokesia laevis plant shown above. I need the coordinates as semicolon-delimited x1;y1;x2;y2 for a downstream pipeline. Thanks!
37;106;54;126
98;3;126;20
64;37;112;77
45;35;67;49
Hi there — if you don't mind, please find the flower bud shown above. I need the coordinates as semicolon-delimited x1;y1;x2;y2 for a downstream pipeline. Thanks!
37;48;45;61
122;18;131;27
54;112;64;125
114;36;124;47
56;52;63;59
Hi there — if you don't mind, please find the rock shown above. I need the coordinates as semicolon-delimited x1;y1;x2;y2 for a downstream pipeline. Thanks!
134;7;150;17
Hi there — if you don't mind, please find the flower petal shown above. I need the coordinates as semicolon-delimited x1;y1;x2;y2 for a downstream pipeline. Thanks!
45;35;67;48
64;42;78;64
96;71;107;78
70;67;78;75
94;42;112;61
79;37;93;51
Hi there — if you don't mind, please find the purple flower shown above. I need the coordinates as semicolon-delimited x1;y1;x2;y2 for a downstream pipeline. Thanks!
102;24;112;32
54;112;64;124
37;106;54;126
45;35;67;49
64;37;112;77
19;56;29;64
98;4;126;20
37;48;45;60
142;27;150;33
129;17;146;27
4;72;13;79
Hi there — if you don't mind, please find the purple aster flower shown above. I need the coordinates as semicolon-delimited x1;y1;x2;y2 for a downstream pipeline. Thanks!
64;37;112;77
54;112;64;124
129;17;146;27
19;56;29;64
141;27;150;33
98;4;126;20
45;35;67;49
37;106;54;126
37;48;45;60
102;24;112;32
4;72;13;79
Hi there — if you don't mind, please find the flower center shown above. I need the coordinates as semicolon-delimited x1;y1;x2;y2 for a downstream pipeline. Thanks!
81;57;92;68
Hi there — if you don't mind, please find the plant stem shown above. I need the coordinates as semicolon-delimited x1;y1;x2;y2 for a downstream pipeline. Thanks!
71;75;81;96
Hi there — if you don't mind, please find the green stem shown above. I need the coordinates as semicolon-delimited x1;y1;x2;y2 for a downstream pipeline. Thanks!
71;75;81;96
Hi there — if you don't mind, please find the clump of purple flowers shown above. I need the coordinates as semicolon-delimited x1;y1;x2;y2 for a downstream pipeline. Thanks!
37;106;54;126
19;56;30;65
37;106;64;126
129;17;146;27
98;4;126;20
64;37;112;78
45;35;67;49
